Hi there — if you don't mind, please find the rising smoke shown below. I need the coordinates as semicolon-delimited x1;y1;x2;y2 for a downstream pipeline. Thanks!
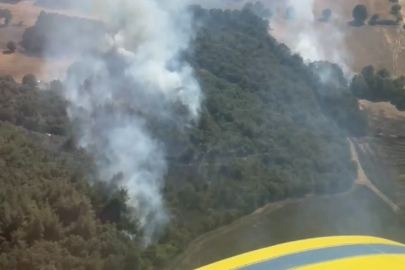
272;0;352;76
58;0;201;244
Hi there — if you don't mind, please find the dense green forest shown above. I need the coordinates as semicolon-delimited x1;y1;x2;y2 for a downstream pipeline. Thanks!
0;79;154;270
0;6;369;270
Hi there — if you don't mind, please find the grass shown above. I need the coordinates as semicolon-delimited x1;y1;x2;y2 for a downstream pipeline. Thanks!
170;186;405;270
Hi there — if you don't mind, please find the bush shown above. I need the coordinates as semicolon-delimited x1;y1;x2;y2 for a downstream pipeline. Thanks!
391;4;402;15
352;4;368;24
6;40;16;52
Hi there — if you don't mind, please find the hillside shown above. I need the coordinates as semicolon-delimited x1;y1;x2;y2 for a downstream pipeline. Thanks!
0;4;375;270
2;1;405;270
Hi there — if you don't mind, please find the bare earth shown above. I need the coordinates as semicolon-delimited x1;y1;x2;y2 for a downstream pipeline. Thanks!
271;0;405;75
349;139;400;213
360;100;405;119
0;0;91;82
1;0;405;82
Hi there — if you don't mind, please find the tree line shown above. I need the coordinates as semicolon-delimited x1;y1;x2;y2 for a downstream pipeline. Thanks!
351;65;405;110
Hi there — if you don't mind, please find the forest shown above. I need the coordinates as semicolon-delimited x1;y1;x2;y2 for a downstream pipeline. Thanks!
1;5;368;270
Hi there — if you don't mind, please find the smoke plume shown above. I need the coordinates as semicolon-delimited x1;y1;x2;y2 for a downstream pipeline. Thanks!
58;0;201;244
272;0;352;76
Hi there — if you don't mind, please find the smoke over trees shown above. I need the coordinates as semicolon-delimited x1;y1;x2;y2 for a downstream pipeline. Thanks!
21;12;105;56
0;2;373;270
243;1;272;18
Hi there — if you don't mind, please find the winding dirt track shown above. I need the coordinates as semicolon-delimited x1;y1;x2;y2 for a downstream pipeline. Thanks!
349;139;400;213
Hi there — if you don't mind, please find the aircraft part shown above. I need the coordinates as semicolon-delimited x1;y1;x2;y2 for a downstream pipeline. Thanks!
193;236;405;270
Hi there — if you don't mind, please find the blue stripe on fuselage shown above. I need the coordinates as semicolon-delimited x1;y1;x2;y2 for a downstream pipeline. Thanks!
237;244;405;270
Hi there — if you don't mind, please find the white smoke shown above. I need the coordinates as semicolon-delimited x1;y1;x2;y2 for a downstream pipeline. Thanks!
273;0;352;76
60;0;201;244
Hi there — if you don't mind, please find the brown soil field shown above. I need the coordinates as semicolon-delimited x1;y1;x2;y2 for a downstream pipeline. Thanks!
271;0;405;75
224;0;405;75
0;0;92;82
1;0;90;27
360;100;405;119
0;24;73;82
169;187;405;270
0;0;405;82
356;99;405;210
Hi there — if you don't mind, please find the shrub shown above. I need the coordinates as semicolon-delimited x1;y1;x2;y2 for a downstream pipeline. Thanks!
391;4;402;15
6;40;16;52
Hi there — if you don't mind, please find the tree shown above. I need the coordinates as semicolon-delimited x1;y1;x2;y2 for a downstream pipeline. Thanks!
22;74;37;87
391;4;402;15
6;41;16;52
352;4;368;24
322;9;332;21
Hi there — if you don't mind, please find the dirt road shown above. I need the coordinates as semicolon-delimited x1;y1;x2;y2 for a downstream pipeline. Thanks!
349;139;400;213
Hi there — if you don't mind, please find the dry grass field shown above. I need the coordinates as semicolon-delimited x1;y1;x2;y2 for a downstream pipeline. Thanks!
0;0;404;82
0;0;91;82
270;0;405;75
169;187;405;270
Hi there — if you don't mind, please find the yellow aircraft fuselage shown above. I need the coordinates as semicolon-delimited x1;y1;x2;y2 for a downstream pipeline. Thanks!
194;236;405;270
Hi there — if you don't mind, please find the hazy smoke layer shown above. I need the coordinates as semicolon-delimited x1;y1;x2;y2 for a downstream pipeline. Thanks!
277;0;351;75
61;0;201;243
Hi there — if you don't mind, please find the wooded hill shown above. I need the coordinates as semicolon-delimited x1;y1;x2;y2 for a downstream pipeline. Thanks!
0;6;368;270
